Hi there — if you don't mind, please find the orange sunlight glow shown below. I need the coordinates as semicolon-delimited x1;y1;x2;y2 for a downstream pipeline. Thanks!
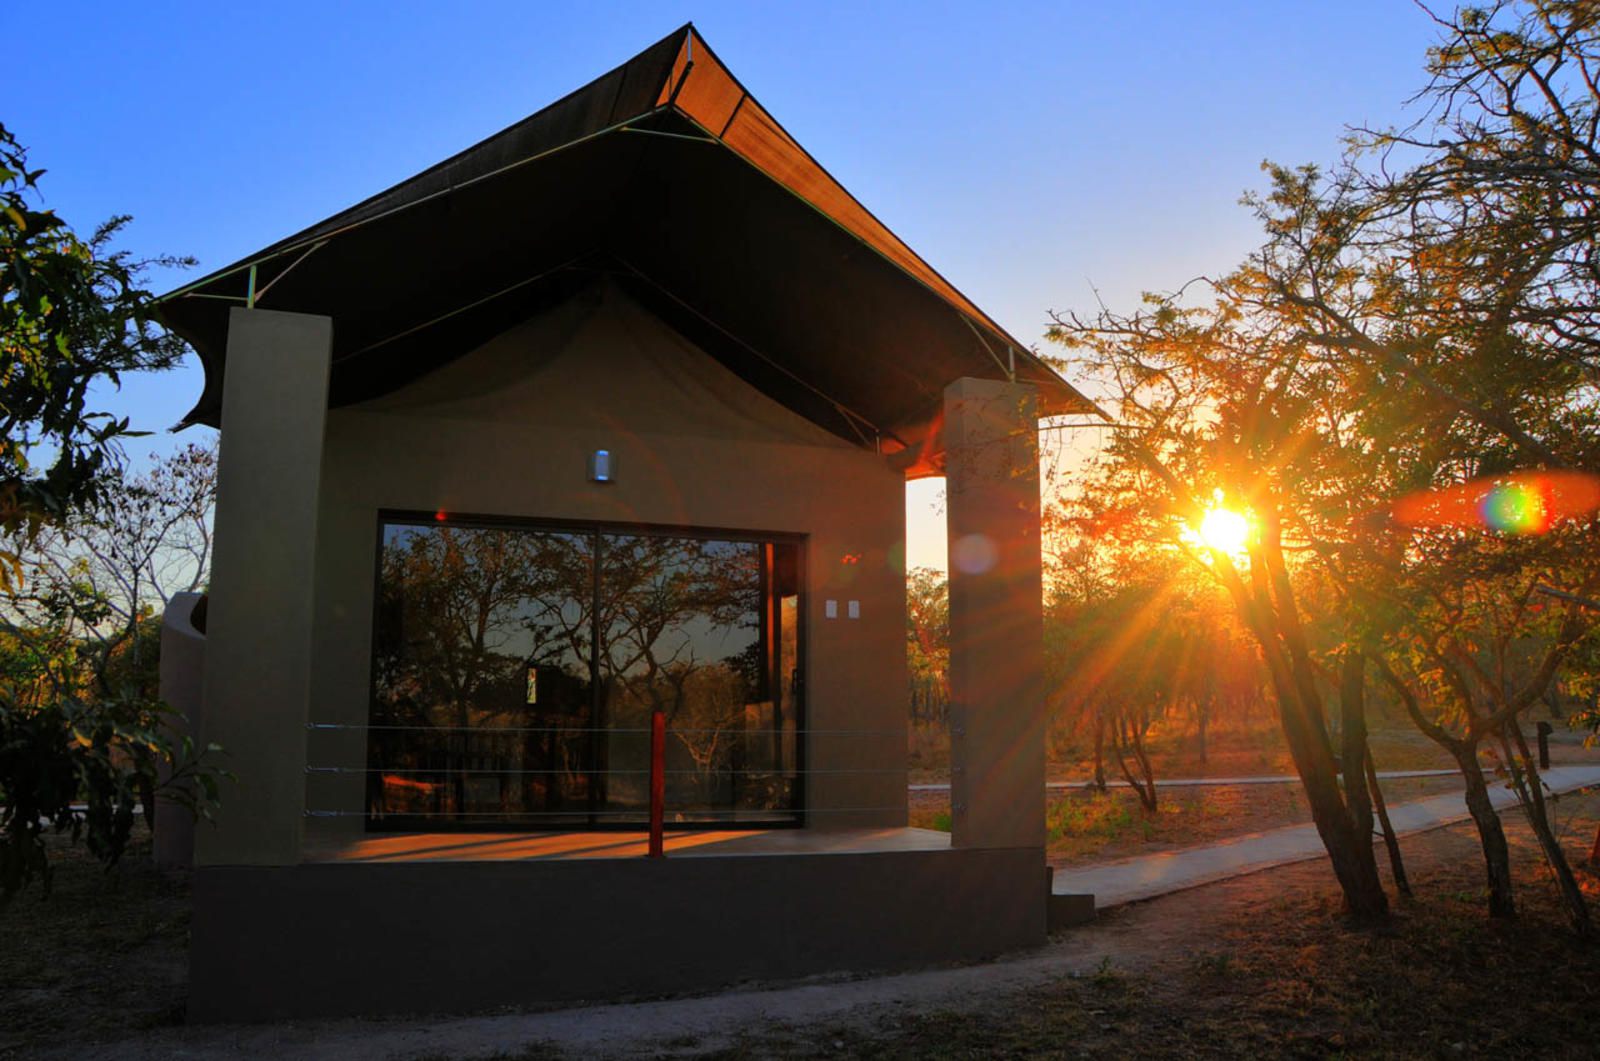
1179;496;1252;561
1199;508;1250;554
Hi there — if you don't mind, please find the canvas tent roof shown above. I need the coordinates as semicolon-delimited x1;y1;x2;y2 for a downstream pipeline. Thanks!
158;25;1098;470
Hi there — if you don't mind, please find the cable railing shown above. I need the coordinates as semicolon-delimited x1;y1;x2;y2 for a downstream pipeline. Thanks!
303;715;907;856
306;723;902;735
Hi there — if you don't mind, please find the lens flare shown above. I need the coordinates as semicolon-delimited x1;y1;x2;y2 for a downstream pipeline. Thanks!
1479;481;1550;535
1393;471;1600;536
951;533;998;575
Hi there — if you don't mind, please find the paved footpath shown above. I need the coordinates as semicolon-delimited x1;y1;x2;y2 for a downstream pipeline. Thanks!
910;768;1459;793
1053;763;1600;907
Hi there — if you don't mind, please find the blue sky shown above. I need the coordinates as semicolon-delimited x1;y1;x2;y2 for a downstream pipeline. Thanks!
7;1;1445;567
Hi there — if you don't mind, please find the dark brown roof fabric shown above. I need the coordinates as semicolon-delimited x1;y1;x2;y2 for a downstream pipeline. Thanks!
159;25;1098;455
658;31;1009;342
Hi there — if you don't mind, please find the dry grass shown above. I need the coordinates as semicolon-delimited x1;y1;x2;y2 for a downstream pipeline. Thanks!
1063;711;1462;779
912;706;1599;787
910;776;1467;866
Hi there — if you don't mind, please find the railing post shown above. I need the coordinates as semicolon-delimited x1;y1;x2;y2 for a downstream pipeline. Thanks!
649;709;666;858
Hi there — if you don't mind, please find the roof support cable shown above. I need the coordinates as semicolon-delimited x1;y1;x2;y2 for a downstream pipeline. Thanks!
248;240;329;306
1036;420;1146;433
613;255;904;451
617;126;717;145
836;405;875;448
959;312;1013;381
158;109;677;306
340;253;595;361
667;107;1053;392
718;92;749;138
666;36;695;109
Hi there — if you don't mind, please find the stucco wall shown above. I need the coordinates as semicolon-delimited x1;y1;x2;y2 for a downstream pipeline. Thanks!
302;282;908;843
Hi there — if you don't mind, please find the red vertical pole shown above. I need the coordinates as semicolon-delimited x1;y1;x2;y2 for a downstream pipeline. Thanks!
649;709;665;858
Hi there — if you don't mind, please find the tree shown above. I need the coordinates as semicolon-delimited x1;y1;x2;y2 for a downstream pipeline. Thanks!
1045;0;1600;928
1044;543;1240;813
0;443;223;902
0;125;216;903
0;123;190;582
7;442;216;697
1048;292;1396;918
906;567;949;724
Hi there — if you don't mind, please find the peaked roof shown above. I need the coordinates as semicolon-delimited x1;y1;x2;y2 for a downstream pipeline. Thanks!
159;26;1097;468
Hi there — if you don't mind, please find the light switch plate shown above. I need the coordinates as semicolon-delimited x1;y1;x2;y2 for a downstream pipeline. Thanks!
847;600;860;619
824;599;838;619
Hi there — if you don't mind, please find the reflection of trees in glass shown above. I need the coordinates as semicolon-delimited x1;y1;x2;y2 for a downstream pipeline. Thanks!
599;536;763;810
368;521;799;825
371;525;593;818
374;526;592;727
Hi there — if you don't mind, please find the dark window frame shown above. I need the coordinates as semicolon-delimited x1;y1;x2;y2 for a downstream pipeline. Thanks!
364;509;808;832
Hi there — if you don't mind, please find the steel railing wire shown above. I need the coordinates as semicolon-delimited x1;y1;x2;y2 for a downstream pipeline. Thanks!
302;716;908;850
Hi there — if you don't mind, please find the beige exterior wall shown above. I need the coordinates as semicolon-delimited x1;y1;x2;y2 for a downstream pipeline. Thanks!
301;283;908;846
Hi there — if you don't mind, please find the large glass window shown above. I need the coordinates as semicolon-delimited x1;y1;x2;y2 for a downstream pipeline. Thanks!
368;516;802;830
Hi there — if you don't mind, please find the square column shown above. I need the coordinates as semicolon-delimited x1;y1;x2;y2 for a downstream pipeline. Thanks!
943;377;1045;849
195;308;332;866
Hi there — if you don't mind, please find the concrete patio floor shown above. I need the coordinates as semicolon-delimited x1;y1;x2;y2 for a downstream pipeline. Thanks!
302;825;952;863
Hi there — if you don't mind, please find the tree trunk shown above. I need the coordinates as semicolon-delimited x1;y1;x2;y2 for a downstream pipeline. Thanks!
1132;732;1157;812
1196;702;1209;765
1339;652;1375;845
1092;710;1107;793
1589;823;1600;871
1263;648;1388;919
1365;751;1411;897
1503;720;1592;937
1454;745;1516;919
1111;710;1158;812
1277;684;1388;919
1211;525;1388;919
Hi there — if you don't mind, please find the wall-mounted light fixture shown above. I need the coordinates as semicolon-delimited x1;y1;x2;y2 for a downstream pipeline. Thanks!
588;449;614;483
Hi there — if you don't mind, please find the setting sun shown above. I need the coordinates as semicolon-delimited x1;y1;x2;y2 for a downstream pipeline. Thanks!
1198;506;1250;556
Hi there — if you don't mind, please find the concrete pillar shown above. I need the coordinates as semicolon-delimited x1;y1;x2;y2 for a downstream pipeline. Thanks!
155;592;207;868
943;377;1045;850
195;308;332;866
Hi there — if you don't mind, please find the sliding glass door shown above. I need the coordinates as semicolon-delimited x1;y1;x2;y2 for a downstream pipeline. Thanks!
367;515;802;830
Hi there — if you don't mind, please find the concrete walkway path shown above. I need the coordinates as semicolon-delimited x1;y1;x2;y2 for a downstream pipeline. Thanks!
1053;763;1600;907
911;768;1459;793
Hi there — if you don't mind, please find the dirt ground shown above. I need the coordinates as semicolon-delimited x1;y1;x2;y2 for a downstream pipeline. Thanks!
4;790;1600;1058
708;791;1600;1060
0;833;189;1054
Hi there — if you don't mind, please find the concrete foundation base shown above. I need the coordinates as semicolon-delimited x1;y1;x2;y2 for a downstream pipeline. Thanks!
1047;893;1097;931
188;845;1046;1022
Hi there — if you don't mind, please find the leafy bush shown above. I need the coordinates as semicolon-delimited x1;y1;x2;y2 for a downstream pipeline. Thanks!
0;689;220;902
